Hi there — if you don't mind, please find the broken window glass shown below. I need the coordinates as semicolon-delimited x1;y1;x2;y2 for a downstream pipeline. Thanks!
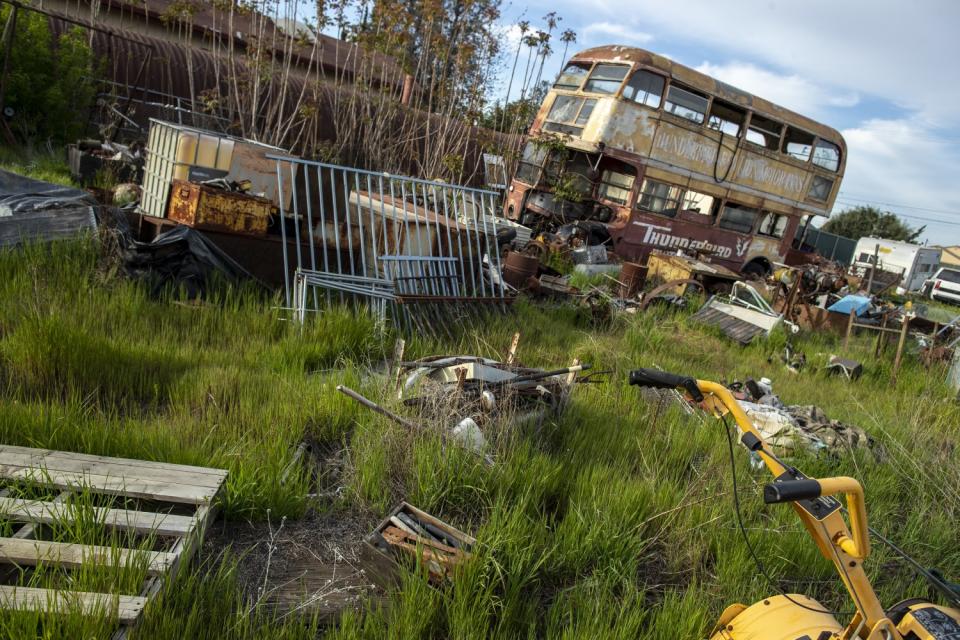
664;84;708;124
757;212;789;238
554;62;591;90
597;161;636;205
707;101;746;137
638;178;683;217
583;64;629;95
543;96;598;136
718;203;760;234
561;153;597;198
681;190;717;217
808;175;833;201
745;114;783;150
515;142;548;185
812;140;841;172
782;127;815;161
623;70;665;108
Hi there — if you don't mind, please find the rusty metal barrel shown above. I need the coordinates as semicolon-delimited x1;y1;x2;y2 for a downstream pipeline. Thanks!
502;251;540;289
618;262;647;298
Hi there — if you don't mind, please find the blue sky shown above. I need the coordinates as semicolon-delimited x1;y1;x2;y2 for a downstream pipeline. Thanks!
493;0;960;245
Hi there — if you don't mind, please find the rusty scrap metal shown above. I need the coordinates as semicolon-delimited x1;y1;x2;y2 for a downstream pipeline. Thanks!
639;279;704;310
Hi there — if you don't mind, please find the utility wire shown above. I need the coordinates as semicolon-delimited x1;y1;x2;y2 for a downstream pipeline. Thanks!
838;193;960;217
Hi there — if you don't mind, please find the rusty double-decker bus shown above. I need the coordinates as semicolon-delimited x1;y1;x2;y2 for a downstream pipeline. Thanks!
503;45;846;276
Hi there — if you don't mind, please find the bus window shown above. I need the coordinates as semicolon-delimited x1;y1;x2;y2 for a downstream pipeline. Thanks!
560;153;597;199
681;190;717;217
554;62;591;90
515;142;547;185
746;114;783;150
718;203;760;233
782;127;814;161
812;140;841;172
543;96;598;136
623;70;665;107
638;178;683;217
808;175;834;201
708;101;746;137
597;161;636;205
583;64;629;95
664;84;708;124
757;212;789;238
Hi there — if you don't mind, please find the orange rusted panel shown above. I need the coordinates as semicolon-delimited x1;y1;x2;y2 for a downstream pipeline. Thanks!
167;180;272;236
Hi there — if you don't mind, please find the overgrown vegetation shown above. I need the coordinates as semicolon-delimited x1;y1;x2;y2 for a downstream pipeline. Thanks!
0;5;97;143
0;228;958;637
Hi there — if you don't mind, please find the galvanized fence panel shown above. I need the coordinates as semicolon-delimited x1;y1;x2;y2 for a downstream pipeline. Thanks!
269;155;509;326
801;226;856;266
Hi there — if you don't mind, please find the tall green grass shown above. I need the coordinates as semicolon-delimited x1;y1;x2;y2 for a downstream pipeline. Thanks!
0;230;957;638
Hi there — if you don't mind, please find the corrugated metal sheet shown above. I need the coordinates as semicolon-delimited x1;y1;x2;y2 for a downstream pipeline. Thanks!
691;300;769;345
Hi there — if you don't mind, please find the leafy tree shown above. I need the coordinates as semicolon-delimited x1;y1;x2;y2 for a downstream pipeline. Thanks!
0;6;97;143
479;81;549;133
821;205;924;243
358;0;503;115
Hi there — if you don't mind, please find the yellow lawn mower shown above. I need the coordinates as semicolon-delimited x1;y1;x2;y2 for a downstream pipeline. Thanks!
628;368;960;640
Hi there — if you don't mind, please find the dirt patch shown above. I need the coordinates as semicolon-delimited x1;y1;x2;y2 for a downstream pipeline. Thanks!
203;505;383;623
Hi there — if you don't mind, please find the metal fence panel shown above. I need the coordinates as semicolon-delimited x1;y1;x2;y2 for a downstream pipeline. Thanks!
270;156;511;326
802;226;857;266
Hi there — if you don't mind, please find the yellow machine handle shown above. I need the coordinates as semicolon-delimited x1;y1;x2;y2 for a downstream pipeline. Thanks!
763;476;870;560
628;369;871;560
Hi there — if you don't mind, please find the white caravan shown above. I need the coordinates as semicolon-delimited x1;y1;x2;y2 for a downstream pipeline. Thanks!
850;237;941;293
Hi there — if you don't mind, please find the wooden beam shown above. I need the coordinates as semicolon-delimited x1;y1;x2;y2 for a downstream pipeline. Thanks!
0;538;175;575
1;468;219;505
0;446;227;477
0;446;227;487
0;586;146;624
0;497;195;537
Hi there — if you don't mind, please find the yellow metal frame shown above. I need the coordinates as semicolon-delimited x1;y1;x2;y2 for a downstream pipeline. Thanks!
693;380;891;634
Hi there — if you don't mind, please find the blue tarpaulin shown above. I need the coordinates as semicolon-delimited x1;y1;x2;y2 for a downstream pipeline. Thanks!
827;295;872;317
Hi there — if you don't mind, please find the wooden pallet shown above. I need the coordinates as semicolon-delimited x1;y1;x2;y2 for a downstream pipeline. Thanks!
0;445;227;637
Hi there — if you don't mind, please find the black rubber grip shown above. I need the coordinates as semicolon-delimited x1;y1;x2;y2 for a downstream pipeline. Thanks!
764;479;822;504
628;368;704;402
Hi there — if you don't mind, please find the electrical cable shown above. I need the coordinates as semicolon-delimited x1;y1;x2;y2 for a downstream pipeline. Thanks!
712;128;742;185
841;507;960;609
722;416;854;617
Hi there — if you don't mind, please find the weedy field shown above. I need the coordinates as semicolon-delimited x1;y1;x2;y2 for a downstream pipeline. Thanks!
0;159;958;639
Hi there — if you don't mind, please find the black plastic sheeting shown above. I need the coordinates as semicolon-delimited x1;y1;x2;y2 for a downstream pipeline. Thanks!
123;223;259;298
0;169;98;248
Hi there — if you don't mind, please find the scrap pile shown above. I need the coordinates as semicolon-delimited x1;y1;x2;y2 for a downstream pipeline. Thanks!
338;337;595;460
728;379;874;456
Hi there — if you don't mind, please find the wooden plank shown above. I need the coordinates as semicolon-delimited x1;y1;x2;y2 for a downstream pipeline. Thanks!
0;497;195;537
0;445;228;479
3;467;219;505
0;538;174;575
0;446;227;487
0;456;224;493
0;585;146;624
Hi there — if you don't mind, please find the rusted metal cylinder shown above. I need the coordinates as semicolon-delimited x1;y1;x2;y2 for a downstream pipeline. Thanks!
502;251;539;289
618;262;647;298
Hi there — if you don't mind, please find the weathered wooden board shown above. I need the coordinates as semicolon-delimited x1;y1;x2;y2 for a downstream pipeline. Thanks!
0;497;195;537
0;538;175;575
0;586;147;624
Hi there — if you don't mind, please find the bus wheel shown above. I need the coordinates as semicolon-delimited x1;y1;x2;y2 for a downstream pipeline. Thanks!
741;259;771;280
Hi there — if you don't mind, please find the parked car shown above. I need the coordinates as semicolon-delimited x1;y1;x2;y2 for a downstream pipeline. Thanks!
924;267;960;304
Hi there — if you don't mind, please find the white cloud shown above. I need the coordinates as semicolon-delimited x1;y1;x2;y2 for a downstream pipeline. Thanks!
837;116;960;243
694;61;859;119
578;0;960;124
581;22;653;46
